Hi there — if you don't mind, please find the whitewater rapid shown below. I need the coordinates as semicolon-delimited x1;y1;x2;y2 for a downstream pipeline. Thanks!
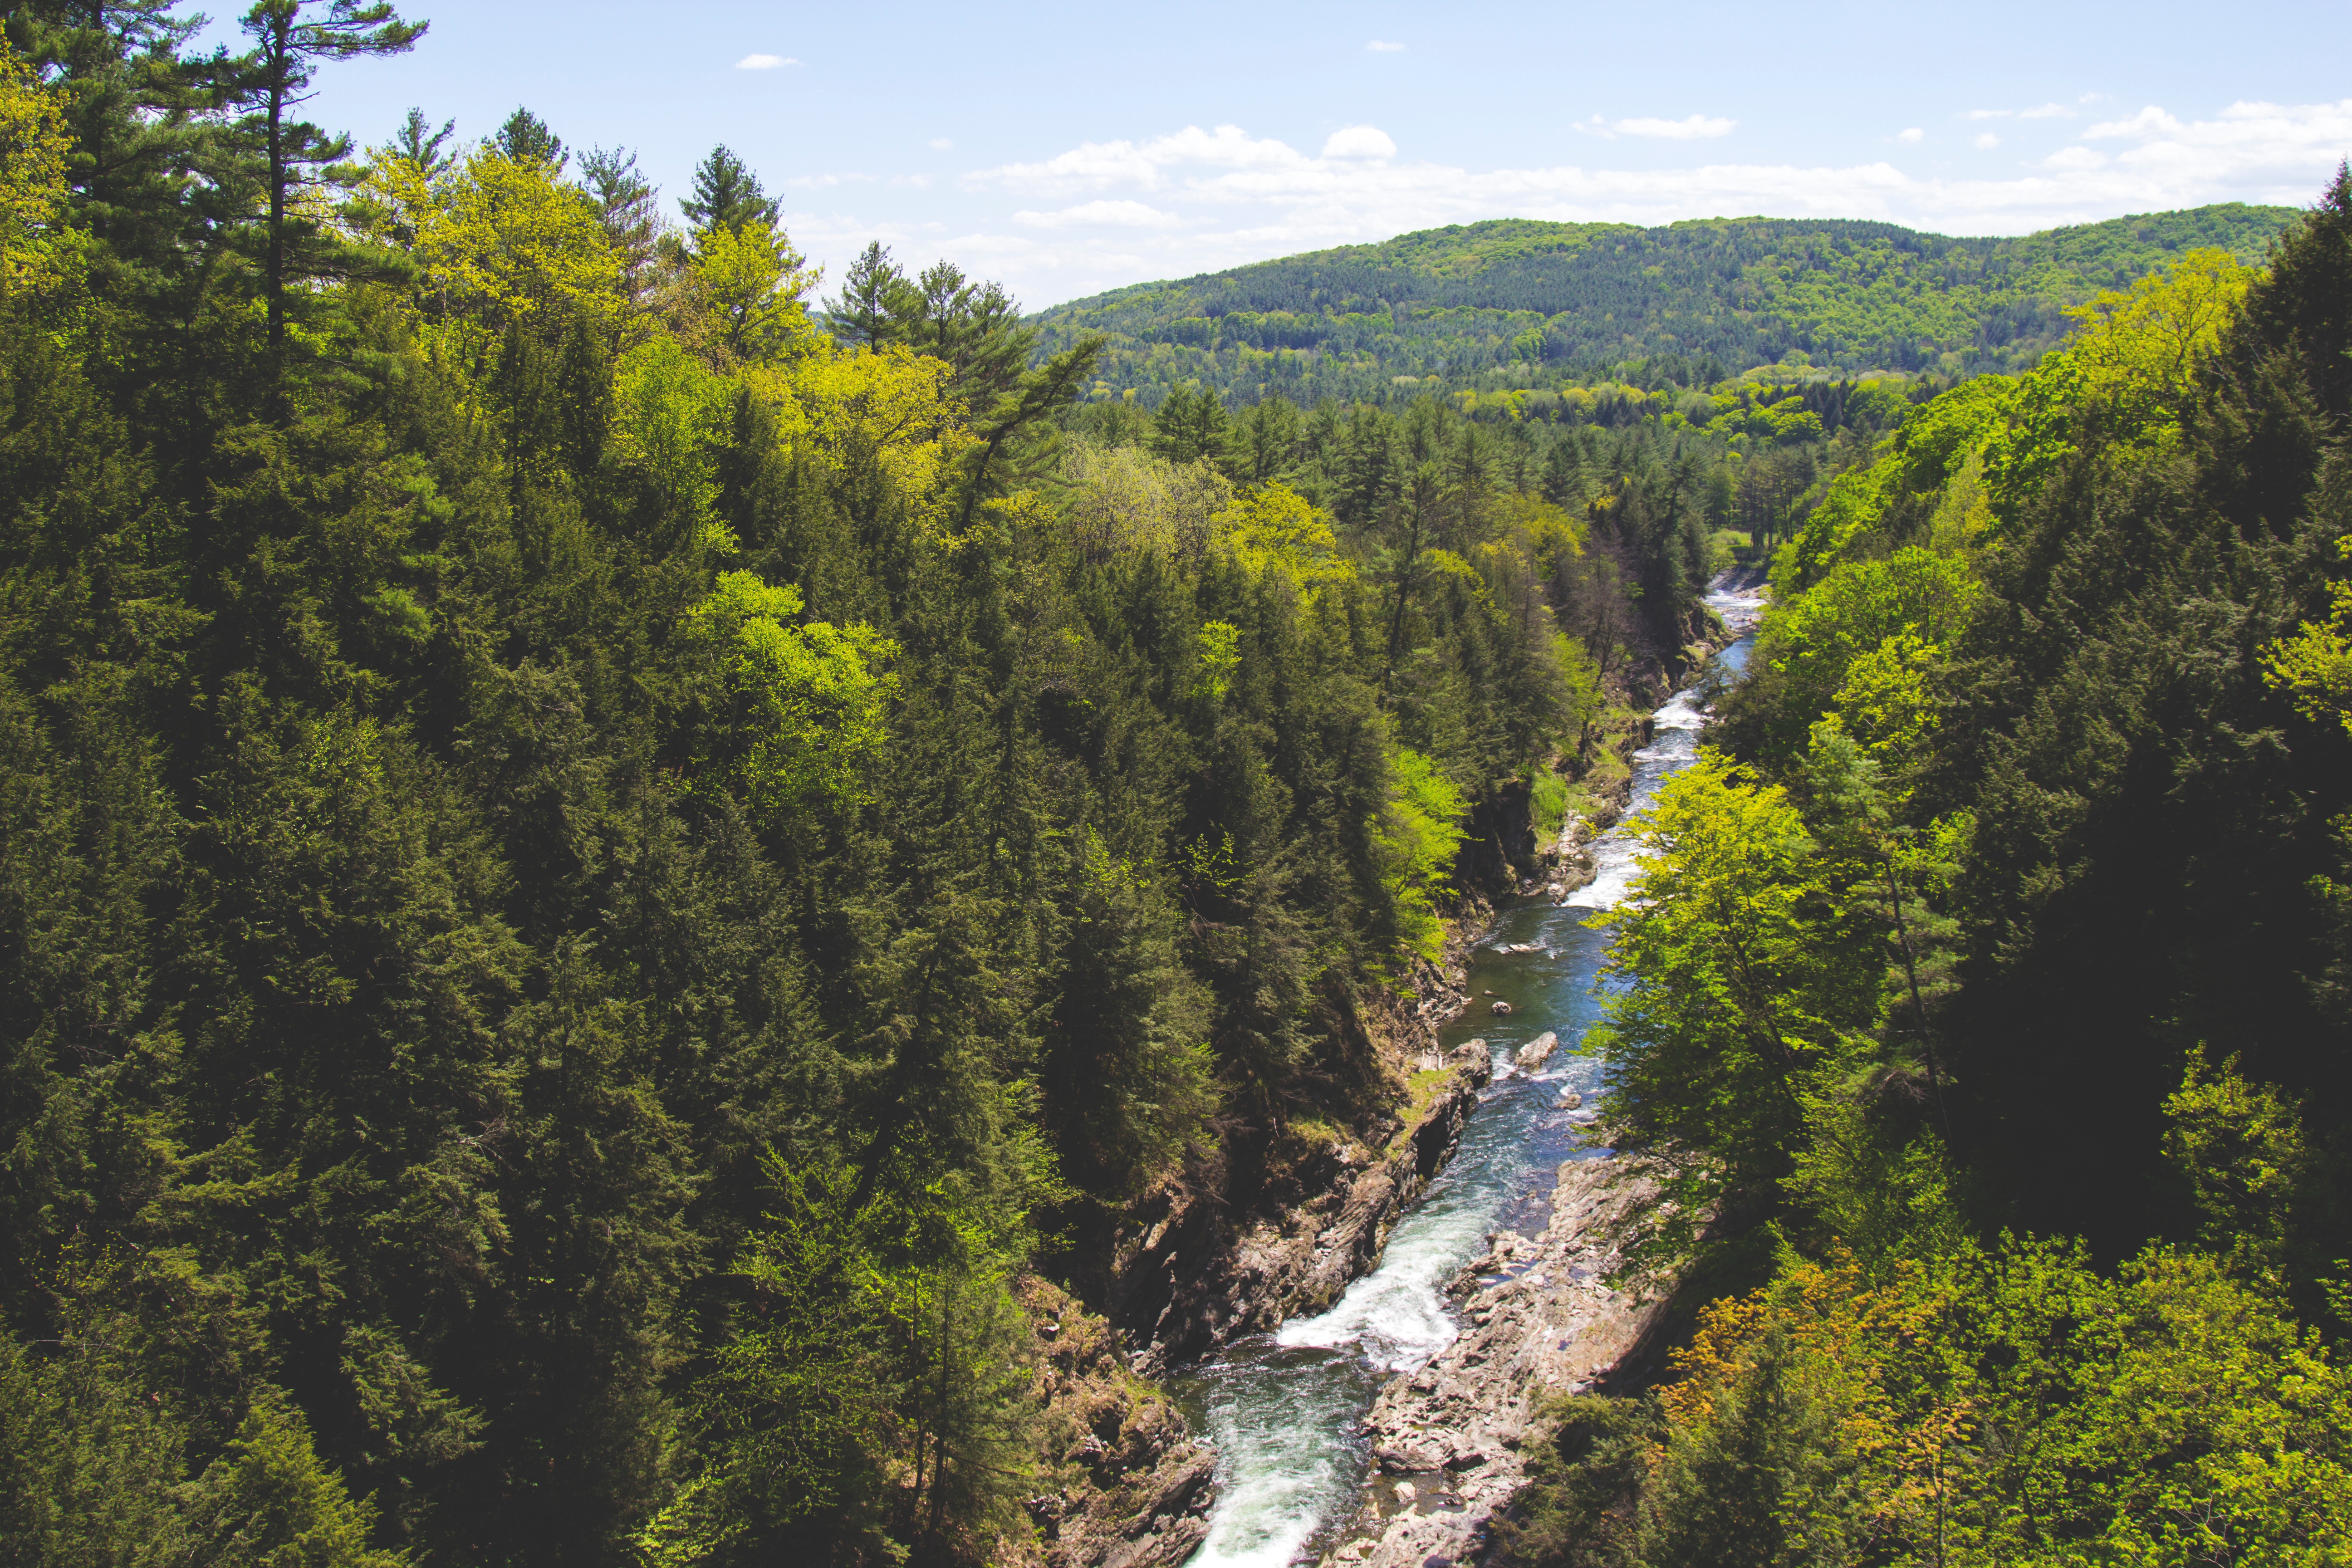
1176;581;1764;1568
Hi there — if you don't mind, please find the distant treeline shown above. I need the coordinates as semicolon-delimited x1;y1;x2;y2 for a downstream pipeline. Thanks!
1032;206;2298;408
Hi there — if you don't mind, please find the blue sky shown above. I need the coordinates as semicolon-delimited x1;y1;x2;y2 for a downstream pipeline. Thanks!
245;0;2352;309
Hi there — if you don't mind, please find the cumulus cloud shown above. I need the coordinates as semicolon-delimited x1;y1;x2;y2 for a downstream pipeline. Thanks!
971;123;1330;195
824;98;2352;309
1322;125;1397;160
929;137;953;150
735;53;796;69
1975;132;2001;149
1366;39;1404;52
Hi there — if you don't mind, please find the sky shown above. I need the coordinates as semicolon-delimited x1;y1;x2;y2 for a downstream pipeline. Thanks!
242;0;2352;310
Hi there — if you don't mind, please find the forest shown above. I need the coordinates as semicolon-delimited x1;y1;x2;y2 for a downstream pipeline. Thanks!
1504;179;2352;1566
5;1;2352;1564
1032;206;2296;408
0;5;1713;1563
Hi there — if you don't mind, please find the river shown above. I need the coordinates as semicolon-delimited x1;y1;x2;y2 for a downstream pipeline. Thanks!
1173;581;1766;1568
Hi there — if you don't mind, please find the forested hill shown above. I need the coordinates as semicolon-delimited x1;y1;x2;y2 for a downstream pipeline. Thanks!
1033;205;2296;405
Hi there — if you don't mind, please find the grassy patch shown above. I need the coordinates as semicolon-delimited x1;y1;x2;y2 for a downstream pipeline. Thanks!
1384;1067;1456;1157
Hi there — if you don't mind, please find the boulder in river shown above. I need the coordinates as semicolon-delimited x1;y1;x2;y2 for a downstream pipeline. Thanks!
1556;1088;1583;1110
1516;1031;1559;1068
1489;1000;1513;1016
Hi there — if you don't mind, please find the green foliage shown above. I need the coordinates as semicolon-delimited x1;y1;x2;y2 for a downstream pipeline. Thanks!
1526;172;2352;1568
1511;1244;2352;1568
1374;745;1469;962
1035;207;2298;410
1583;751;1881;1279
686;571;897;817
2162;1048;2309;1278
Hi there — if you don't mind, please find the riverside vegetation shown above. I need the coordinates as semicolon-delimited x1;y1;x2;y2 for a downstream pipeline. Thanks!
1503;176;2352;1566
0;4;2346;1563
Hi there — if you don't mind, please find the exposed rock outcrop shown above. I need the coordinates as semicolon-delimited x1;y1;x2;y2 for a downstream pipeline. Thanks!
1104;1033;1495;1379
1006;1278;1217;1568
1318;1156;1667;1568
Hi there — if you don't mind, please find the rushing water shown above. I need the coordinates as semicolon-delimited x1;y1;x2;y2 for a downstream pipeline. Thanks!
1176;581;1766;1568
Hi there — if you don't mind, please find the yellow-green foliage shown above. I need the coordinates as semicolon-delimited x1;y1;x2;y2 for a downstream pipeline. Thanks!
1497;491;1586;578
756;344;967;546
1764;549;1980;764
374;143;623;347
1984;247;2254;513
2265;534;2352;735
1768;252;2257;767
1530;770;1572;841
0;39;73;299
1195;620;1240;700
1375;745;1469;961
688;573;898;815
689;220;817;368
1597;1238;2352;1568
1062;437;1232;561
1215;483;1353;594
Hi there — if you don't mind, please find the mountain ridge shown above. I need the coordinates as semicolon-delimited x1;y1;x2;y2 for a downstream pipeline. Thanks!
1032;204;2299;405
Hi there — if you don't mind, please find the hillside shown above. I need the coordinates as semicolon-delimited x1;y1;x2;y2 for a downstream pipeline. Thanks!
1034;204;2298;406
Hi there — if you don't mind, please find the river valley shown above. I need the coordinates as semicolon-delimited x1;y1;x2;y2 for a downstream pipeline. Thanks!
1174;583;1766;1568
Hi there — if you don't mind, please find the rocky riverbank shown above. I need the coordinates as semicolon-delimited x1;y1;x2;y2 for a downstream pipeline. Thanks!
1097;907;1498;1379
1318;1156;1669;1568
1022;909;1500;1564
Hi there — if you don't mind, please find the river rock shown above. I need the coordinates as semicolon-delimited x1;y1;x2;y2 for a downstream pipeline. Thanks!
1489;1000;1513;1016
1515;1031;1558;1068
1556;1088;1583;1110
1322;1157;1669;1568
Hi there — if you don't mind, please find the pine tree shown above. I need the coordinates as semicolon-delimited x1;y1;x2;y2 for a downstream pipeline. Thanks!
681;144;778;239
579;144;661;312
1149;382;1231;467
826;240;906;352
493;103;564;168
225;0;426;351
388;105;455;174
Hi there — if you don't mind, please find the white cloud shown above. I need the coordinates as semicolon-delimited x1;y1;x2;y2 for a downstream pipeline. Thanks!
970;123;1318;195
1014;200;1181;229
929;137;953;150
1322;125;1397;160
735;53;797;69
785;173;875;189
1366;39;1405;52
1582;114;1736;141
1975;133;2002;149
817;99;2352;309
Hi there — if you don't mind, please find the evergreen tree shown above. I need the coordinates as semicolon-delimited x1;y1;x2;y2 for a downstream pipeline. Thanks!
493;103;564;168
579;144;661;311
225;0;426;350
388;104;456;174
681;143;778;239
826;240;906;352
